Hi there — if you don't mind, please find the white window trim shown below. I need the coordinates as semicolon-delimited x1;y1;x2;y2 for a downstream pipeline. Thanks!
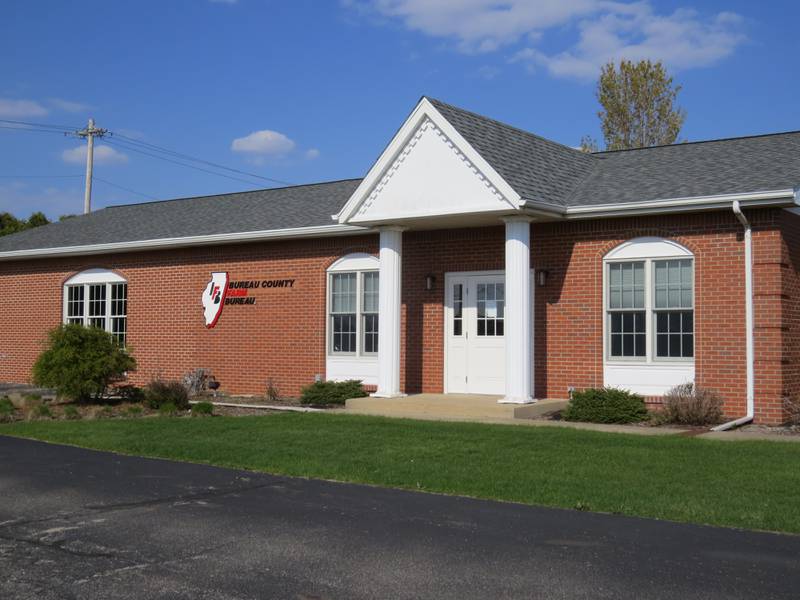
603;239;695;366
62;269;128;343
326;253;380;358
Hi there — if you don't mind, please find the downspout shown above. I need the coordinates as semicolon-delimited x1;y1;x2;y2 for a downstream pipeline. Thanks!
711;200;755;431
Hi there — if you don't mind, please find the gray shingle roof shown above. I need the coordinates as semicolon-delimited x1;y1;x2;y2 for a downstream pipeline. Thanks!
571;133;800;206
427;97;596;206
427;96;800;208
0;179;362;253
0;97;798;256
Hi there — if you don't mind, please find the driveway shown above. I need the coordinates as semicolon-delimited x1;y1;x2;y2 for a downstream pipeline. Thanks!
1;435;798;599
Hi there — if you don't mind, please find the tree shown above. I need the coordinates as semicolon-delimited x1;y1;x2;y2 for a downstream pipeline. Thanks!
0;211;51;237
33;324;136;401
594;59;686;151
579;135;599;153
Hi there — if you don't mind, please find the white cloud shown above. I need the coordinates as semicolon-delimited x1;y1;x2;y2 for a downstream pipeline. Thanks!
47;98;91;113
348;1;746;79
62;144;128;165
231;130;296;157
305;148;321;160
515;7;746;80
475;65;500;80
0;98;48;118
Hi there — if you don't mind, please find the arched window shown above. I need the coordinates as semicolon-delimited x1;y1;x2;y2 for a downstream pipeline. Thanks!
63;269;128;344
327;253;379;356
604;238;694;362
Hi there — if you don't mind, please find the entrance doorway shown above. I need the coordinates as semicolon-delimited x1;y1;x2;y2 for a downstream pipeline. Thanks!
444;273;506;394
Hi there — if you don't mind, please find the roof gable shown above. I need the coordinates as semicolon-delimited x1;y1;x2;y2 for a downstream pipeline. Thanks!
428;98;597;207
337;98;522;225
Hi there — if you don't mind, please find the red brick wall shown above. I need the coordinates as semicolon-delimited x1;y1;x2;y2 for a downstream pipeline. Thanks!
0;208;794;423
0;235;378;398
401;209;788;424
780;210;800;423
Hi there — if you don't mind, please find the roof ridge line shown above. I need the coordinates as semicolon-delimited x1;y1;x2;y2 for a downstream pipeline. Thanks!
104;177;365;210
425;96;596;161
593;129;800;154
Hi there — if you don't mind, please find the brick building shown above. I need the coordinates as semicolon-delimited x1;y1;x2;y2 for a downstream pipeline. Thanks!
1;97;799;425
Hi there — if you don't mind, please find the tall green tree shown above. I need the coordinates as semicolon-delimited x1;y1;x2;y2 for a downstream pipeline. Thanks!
0;211;51;237
594;59;686;151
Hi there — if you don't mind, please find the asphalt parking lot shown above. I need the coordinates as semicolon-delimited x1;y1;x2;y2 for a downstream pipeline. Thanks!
1;435;798;599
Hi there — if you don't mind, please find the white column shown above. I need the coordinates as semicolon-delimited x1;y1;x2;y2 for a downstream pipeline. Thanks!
372;226;405;398
500;216;534;404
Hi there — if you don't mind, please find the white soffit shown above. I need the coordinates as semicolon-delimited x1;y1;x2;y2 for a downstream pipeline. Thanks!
337;98;521;225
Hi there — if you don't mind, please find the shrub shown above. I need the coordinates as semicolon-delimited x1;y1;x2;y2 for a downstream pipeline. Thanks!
300;380;365;407
95;406;115;419
145;380;190;410
0;397;15;422
784;397;800;426
126;405;143;418
562;387;648;424
63;405;81;420
266;378;280;403
158;402;178;416
191;401;214;416
182;368;211;396
114;384;145;403
32;324;136;402
32;403;52;419
658;383;723;426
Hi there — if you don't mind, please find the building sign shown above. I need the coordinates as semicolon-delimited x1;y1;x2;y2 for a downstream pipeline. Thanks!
202;272;296;328
202;272;229;328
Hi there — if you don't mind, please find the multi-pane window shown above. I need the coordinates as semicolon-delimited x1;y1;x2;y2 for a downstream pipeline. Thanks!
330;273;357;353
362;272;379;354
66;285;85;325
654;259;694;358
606;257;694;361
329;270;379;355
608;262;646;358
64;279;128;345
452;283;463;336
477;282;504;337
110;283;128;345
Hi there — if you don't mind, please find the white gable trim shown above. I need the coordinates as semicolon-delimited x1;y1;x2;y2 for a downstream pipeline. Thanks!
335;98;522;224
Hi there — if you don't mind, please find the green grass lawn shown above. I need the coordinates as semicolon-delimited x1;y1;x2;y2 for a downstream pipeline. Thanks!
3;413;800;534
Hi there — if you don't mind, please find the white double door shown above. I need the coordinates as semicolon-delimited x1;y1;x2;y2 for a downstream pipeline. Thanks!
445;273;507;395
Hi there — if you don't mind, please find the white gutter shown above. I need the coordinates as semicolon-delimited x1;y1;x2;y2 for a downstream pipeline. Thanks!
561;189;796;219
0;224;372;261
712;200;755;431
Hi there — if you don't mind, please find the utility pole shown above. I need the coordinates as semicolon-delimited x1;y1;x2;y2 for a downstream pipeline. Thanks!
75;118;108;214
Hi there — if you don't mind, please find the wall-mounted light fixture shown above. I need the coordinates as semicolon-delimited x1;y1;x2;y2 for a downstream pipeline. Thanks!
536;269;549;287
425;274;436;291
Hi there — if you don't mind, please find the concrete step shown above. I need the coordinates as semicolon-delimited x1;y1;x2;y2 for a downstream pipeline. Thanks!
345;394;567;422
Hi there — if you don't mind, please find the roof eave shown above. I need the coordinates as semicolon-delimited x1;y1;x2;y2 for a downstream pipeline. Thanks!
0;223;373;262
521;188;798;220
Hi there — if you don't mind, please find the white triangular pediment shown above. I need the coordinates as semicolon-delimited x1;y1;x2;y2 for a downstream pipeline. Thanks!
337;98;521;225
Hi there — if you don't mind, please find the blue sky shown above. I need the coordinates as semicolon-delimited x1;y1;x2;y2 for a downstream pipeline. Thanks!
1;0;798;218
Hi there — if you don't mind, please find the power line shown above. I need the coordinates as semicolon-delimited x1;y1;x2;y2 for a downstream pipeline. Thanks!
111;133;294;186
0;125;72;134
0;174;83;178
0;119;77;131
105;138;271;188
93;176;157;200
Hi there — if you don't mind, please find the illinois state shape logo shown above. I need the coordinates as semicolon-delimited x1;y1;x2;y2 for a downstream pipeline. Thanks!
202;272;229;328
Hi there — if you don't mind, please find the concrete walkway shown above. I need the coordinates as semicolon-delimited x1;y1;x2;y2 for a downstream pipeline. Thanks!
344;394;686;436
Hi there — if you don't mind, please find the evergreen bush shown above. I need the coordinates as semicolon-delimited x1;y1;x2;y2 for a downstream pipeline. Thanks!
300;380;365;406
32;324;135;401
562;387;648;424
